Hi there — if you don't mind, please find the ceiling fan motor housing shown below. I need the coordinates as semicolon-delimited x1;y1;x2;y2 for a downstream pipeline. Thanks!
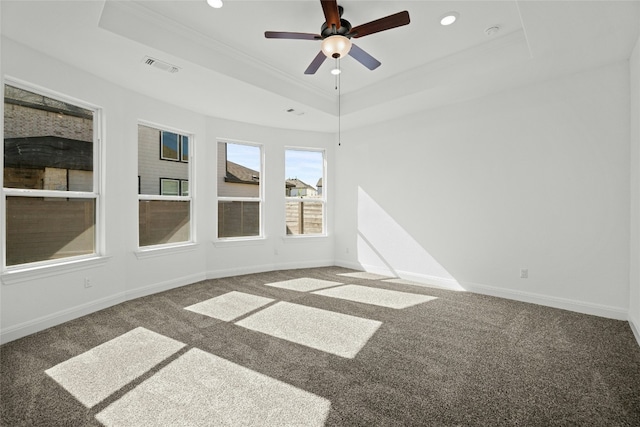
321;19;352;39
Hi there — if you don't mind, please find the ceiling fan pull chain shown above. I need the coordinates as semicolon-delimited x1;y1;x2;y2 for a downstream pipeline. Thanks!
338;57;342;147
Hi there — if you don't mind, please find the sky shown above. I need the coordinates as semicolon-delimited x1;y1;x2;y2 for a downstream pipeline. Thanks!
226;143;324;189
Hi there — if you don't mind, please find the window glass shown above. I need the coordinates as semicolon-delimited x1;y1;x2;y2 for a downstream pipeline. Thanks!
285;149;325;236
4;85;94;191
180;180;189;196
160;178;180;196
138;124;192;247
138;125;189;196
139;200;190;247
181;137;189;162
161;131;179;161
218;201;260;238
217;141;262;238
6;197;95;266
3;84;99;267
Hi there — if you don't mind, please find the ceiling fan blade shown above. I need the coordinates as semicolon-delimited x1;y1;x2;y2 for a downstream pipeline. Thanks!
349;11;410;38
320;0;341;30
304;51;327;74
348;43;381;70
265;31;321;40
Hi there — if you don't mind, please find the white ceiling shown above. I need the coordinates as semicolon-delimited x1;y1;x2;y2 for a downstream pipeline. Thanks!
1;1;639;133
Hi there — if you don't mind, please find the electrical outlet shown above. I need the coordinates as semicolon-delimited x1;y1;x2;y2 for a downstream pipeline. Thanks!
345;247;349;254
84;278;92;288
520;269;528;279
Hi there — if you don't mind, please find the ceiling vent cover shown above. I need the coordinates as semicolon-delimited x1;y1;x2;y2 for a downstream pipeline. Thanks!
142;56;180;73
285;108;305;116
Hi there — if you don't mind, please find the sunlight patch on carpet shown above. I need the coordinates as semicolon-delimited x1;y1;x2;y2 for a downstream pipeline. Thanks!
45;327;185;407
235;301;381;358
95;348;331;427
312;284;438;309
337;271;395;280
264;277;343;292
185;291;274;321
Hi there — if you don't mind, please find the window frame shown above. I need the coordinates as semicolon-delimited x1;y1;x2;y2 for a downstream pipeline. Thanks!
284;147;327;238
1;78;104;272
216;139;264;241
138;121;194;250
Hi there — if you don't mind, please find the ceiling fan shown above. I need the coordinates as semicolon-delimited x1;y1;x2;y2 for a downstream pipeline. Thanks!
265;0;410;74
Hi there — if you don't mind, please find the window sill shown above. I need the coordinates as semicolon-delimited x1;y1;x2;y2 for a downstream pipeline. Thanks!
213;237;266;248
135;243;199;259
283;234;328;242
1;255;112;286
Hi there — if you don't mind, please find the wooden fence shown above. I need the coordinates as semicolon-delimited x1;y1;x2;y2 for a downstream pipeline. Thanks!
286;201;323;235
6;197;94;266
139;200;190;246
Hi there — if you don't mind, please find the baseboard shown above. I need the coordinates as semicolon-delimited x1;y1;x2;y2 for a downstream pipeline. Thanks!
629;315;640;348
393;269;466;291
207;259;335;280
0;292;126;345
463;281;628;320
334;260;464;291
1;272;208;345
335;260;394;277
3;263;632;345
125;272;207;300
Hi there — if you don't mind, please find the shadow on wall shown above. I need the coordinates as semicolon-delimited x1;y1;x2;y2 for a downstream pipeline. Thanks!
356;187;464;291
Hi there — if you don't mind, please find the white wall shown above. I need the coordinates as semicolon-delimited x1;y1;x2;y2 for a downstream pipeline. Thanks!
0;37;334;343
630;36;640;343
335;61;631;319
1;34;636;343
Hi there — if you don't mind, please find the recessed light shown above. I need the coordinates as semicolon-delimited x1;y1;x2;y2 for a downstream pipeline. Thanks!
440;12;459;26
207;0;223;8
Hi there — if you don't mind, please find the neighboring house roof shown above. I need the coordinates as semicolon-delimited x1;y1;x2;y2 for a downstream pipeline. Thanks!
316;178;322;188
5;85;93;120
286;178;316;191
4;136;93;170
225;160;259;185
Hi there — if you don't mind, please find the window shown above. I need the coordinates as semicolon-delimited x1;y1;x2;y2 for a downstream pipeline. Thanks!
159;178;189;196
3;83;101;268
181;137;189;162
160;131;189;162
217;141;262;239
285;149;325;236
160;178;180;196
138;124;192;247
180;179;189;196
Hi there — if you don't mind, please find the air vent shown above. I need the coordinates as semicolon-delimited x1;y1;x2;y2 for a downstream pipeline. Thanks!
142;56;180;73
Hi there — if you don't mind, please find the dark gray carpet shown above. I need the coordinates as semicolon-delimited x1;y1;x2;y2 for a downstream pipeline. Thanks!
2;266;639;426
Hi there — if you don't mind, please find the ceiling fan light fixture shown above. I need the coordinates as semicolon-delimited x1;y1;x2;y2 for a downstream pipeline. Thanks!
207;0;223;9
330;68;341;75
440;12;459;26
321;35;352;59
